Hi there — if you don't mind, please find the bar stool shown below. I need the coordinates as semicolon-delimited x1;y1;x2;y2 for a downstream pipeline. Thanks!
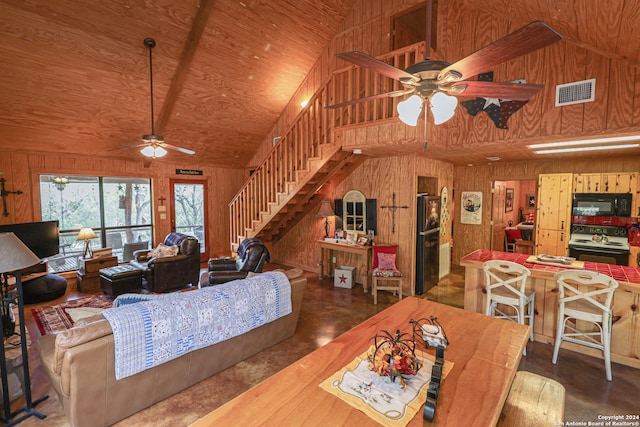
482;260;535;354
552;270;618;381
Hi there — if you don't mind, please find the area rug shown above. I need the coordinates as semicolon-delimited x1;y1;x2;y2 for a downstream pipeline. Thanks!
32;295;114;335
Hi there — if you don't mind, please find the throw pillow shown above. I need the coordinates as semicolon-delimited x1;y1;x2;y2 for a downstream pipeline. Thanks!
149;243;179;258
505;229;522;243
377;252;396;270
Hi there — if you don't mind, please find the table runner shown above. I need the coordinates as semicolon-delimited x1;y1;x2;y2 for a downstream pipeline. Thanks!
319;348;453;426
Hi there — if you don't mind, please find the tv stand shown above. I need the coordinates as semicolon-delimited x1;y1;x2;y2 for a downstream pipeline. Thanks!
20;262;47;283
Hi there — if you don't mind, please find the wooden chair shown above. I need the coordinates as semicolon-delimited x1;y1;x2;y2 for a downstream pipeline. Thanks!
552;270;618;381
504;227;521;252
497;371;565;427
371;245;402;305
483;260;535;355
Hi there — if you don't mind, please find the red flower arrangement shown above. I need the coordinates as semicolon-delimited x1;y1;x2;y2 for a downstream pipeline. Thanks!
367;329;422;388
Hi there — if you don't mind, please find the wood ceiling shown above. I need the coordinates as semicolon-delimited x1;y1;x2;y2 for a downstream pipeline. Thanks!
1;0;639;169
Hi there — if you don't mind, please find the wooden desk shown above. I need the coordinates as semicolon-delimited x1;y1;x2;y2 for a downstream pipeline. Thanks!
191;298;529;427
318;240;372;291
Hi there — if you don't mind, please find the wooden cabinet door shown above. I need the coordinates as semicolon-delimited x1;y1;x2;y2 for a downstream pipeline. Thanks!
573;173;602;193
629;246;640;267
536;228;568;256
602;172;636;193
537;174;572;231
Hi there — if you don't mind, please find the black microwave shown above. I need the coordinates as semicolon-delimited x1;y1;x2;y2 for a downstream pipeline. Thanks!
572;193;633;217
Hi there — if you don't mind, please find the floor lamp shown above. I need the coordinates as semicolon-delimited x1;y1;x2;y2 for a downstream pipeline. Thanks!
0;233;48;425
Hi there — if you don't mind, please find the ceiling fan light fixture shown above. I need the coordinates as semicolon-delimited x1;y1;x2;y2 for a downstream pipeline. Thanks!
397;95;423;126
429;92;458;125
140;145;167;158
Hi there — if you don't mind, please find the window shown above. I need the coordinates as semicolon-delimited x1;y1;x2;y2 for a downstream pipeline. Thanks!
40;175;153;271
343;190;366;233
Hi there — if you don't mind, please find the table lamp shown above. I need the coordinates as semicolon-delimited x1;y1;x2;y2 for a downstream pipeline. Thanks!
0;232;48;424
77;227;97;259
316;200;335;239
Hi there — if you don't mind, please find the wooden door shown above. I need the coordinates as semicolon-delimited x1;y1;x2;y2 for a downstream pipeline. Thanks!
491;181;506;251
537;174;572;231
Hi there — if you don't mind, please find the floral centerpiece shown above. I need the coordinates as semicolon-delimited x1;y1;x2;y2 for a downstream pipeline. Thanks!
367;329;422;388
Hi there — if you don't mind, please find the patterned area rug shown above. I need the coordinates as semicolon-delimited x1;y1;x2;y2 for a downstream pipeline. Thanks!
31;295;114;335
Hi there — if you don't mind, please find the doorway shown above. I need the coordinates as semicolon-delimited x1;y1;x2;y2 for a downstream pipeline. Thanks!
490;179;537;252
170;179;209;262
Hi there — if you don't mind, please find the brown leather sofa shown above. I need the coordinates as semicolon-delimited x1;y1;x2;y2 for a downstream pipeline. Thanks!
129;232;200;292
37;270;306;427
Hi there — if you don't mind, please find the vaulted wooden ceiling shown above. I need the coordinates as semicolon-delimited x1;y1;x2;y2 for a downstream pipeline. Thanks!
1;0;639;169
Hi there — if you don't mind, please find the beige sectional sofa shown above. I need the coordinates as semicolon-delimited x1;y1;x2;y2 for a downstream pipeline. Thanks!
37;270;306;427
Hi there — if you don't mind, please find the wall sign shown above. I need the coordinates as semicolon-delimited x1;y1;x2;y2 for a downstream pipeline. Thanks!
176;169;203;176
460;191;482;225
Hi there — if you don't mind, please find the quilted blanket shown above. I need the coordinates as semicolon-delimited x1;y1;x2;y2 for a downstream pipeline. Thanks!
102;271;292;380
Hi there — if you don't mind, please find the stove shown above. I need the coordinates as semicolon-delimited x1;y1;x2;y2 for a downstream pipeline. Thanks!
568;224;630;265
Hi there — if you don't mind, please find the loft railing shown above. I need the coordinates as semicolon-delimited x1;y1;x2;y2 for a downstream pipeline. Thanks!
229;42;426;247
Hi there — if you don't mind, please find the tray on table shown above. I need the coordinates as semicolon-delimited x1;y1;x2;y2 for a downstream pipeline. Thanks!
526;255;584;269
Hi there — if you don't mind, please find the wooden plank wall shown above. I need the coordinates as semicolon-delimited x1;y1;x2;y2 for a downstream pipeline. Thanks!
0;150;245;258
273;154;453;296
452;156;640;264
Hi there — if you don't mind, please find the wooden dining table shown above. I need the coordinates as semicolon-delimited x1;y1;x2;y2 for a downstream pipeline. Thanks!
190;297;529;426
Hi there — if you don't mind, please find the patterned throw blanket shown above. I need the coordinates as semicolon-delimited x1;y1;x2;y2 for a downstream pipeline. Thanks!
102;271;292;380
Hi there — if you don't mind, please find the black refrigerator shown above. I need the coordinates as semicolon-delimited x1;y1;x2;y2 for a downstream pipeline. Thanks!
415;193;440;295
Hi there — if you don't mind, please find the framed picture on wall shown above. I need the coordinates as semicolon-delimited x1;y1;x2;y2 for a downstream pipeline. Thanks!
505;188;514;212
527;194;536;208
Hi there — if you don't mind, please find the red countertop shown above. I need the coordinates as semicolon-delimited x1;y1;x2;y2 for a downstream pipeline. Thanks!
460;249;640;285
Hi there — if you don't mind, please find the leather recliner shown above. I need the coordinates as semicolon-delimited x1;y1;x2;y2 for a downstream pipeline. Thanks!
206;243;269;286
129;232;200;292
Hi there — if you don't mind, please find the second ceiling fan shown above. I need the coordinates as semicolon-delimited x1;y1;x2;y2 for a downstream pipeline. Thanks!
327;3;562;125
121;38;195;160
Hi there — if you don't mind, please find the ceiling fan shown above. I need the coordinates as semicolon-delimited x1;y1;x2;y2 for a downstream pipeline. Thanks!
326;2;562;126
121;38;195;160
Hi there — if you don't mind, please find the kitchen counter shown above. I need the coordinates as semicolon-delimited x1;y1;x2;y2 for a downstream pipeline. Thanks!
460;249;640;369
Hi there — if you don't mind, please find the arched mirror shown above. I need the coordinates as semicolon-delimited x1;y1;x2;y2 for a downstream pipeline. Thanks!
343;190;366;233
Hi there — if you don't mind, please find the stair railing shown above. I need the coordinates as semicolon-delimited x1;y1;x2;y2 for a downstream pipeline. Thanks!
229;42;426;247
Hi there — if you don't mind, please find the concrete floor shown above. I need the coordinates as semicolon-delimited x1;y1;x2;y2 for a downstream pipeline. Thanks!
16;264;640;426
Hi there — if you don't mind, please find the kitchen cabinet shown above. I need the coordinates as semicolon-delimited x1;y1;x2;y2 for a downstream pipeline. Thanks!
573;173;602;193
630;246;640;268
573;172;637;194
536;173;572;256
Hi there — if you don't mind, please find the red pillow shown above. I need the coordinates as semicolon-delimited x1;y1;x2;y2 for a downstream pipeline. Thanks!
372;245;398;269
505;229;522;243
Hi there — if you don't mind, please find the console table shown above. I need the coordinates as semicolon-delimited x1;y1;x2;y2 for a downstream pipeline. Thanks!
191;298;529;426
318;240;372;291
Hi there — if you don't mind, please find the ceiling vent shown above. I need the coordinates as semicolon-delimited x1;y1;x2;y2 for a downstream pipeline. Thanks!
555;78;595;106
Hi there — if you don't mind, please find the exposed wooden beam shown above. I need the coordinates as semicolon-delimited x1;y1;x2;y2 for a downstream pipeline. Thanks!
155;0;216;134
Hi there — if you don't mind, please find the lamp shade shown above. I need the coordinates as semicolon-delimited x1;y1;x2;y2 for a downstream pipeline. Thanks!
76;227;97;241
429;92;458;125
316;200;335;217
397;95;423;126
0;232;41;273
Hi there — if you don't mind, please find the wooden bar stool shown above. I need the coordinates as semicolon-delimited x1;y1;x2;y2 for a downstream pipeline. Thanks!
482;260;535;355
552;270;618;381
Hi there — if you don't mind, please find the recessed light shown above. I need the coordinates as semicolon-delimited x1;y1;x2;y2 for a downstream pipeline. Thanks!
486;156;501;161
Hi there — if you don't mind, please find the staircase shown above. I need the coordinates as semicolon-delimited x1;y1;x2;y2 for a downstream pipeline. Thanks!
228;42;426;249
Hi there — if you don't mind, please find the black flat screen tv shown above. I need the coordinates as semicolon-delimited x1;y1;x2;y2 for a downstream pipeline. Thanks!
0;220;60;259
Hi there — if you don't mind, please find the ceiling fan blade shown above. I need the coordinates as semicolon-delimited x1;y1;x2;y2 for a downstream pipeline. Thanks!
448;81;544;101
438;21;562;82
325;90;411;109
336;51;418;82
162;143;195;155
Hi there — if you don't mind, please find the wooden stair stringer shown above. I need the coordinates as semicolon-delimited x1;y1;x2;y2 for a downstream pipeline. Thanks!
259;151;367;242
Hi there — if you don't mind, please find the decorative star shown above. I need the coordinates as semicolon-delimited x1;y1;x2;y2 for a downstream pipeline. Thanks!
339;274;347;283
461;72;529;129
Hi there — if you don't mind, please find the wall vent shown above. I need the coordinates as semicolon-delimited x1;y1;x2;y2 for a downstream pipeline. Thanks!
555;78;595;106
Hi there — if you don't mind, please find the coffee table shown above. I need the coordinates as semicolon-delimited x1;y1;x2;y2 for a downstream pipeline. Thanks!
191;297;529;426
